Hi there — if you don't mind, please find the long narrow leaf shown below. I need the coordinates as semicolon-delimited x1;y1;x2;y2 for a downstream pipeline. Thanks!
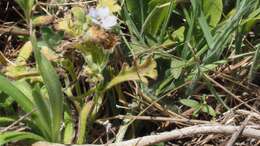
31;33;63;142
0;75;34;113
32;85;52;137
0;131;44;145
76;101;93;144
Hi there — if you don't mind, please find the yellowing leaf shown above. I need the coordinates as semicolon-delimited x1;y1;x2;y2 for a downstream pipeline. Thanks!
32;15;55;26
97;0;121;12
105;57;157;91
16;41;32;64
41;47;59;61
54;17;76;36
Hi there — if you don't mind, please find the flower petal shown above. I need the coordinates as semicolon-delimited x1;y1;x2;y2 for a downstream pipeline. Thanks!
88;7;98;18
96;7;110;18
100;15;117;29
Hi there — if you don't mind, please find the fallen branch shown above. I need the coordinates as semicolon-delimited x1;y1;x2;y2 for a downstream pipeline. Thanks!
33;124;260;146
0;26;29;36
226;115;252;146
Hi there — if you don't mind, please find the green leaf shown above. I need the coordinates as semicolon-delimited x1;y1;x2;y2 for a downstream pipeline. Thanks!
197;9;214;49
201;105;216;117
32;85;52;136
170;58;186;79
77;101;93;144
105;57;158;91
180;99;200;109
0;74;34;113
31;33;64;142
15;0;35;22
202;0;223;27
40;27;64;49
171;26;185;42
146;0;172;35
63;112;75;144
0;131;44;145
0;117;15;125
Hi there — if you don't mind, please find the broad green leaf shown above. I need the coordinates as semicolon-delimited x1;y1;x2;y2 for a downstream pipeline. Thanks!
180;99;200;109
0;75;34;113
31;33;64;142
105;57;158;91
0;131;44;145
202;0;223;27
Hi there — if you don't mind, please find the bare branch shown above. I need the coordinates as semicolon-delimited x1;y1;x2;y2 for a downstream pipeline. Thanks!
33;124;260;146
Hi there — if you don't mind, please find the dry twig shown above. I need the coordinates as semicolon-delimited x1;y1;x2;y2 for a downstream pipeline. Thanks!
33;124;260;146
226;115;252;146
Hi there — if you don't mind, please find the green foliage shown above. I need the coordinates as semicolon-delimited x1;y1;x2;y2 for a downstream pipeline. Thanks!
15;0;35;23
202;0;223;27
105;57;158;91
0;75;34;112
31;33;64;142
1;0;260;145
180;96;216;117
76;102;93;144
0;131;44;145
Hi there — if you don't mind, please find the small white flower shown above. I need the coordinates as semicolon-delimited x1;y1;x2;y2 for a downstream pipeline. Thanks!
88;7;98;18
96;7;110;18
88;6;117;29
100;15;117;29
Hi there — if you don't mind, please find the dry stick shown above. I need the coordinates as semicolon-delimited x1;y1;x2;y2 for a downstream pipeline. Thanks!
0;26;29;36
204;74;260;114
0;109;36;133
38;1;97;6
33;124;260;146
236;109;260;121
226;115;252;146
97;115;211;125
